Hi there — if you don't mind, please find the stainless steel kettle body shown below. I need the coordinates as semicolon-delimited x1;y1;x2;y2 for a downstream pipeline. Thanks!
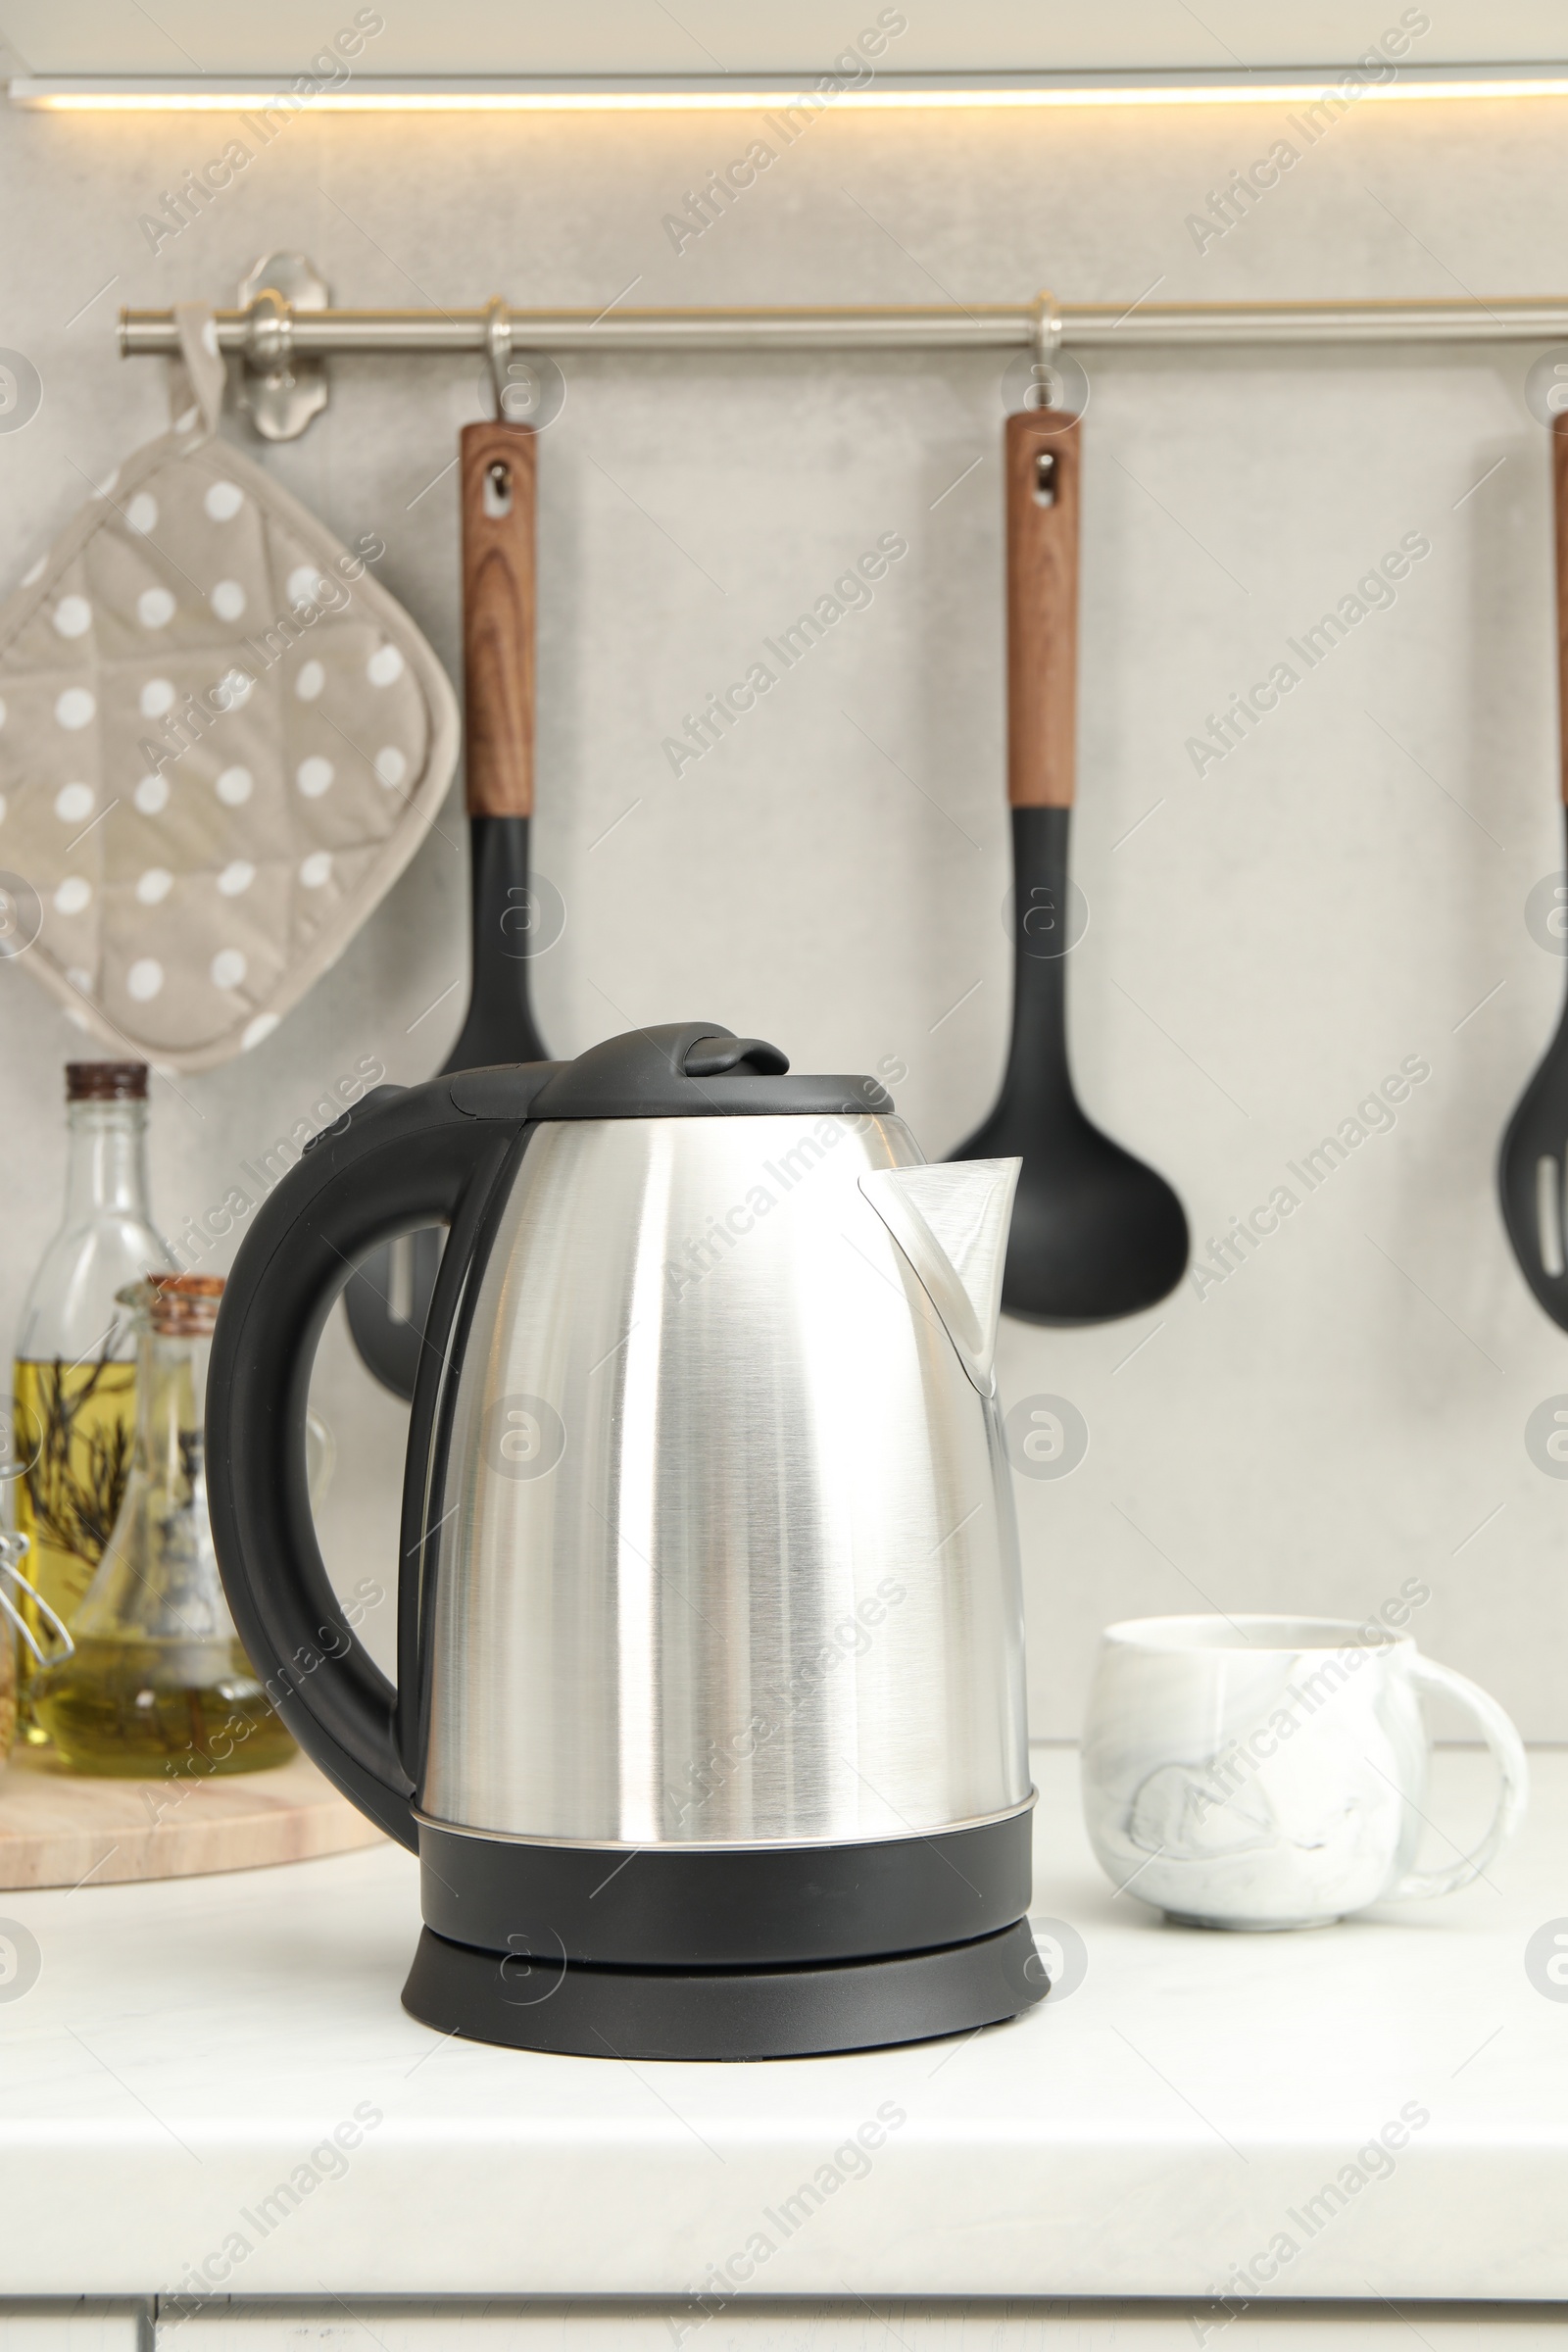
426;1107;1030;1847
207;1024;1045;2059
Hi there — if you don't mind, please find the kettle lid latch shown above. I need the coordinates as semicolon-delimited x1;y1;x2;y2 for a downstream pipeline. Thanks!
682;1034;789;1078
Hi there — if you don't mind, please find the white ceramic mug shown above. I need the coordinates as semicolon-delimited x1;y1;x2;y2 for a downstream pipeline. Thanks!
1081;1614;1529;1930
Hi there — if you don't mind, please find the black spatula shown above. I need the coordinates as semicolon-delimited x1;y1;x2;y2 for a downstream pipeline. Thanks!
345;418;549;1397
1500;407;1568;1325
952;404;1189;1324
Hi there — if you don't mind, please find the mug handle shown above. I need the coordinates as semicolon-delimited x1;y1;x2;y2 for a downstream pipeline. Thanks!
1386;1655;1530;1901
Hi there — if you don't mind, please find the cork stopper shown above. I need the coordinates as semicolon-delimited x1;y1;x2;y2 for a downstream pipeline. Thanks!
67;1061;148;1102
147;1273;224;1337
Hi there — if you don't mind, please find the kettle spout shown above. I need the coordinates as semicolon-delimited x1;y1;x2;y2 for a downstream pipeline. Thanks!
859;1158;1021;1394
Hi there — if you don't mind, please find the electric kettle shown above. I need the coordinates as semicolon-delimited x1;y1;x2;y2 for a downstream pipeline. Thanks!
207;1023;1043;2060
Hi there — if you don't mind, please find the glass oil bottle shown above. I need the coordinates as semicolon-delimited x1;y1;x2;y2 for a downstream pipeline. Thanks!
12;1062;168;1733
28;1275;296;1775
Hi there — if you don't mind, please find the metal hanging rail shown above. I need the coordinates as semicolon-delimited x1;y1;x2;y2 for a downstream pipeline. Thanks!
118;271;1568;438
120;293;1568;356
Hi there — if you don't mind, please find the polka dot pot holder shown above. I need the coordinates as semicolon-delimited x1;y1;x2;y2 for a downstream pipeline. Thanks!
0;302;458;1070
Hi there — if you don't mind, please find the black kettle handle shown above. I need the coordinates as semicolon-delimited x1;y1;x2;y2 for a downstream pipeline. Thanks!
205;1068;552;1849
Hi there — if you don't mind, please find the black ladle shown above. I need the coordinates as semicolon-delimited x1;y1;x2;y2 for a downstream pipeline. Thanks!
953;404;1189;1324
345;420;549;1398
1499;407;1568;1326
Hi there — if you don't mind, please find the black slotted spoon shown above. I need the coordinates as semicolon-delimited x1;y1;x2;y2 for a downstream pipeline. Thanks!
1500;407;1568;1322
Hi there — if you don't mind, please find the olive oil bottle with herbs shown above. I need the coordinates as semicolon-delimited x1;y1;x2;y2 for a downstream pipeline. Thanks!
11;1062;169;1736
28;1275;295;1775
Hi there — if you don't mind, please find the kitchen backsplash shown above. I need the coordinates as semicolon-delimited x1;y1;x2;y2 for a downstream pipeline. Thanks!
1;88;1563;1735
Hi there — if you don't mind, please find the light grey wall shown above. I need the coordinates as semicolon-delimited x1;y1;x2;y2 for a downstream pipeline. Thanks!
2;86;1566;1738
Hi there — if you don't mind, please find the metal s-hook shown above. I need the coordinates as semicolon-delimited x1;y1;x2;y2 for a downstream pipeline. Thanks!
1029;288;1064;410
482;295;564;431
483;294;514;418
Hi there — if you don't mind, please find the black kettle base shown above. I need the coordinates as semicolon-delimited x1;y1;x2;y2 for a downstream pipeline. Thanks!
402;1918;1046;2062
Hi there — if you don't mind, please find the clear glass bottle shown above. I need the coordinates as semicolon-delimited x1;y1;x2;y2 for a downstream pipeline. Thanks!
28;1275;296;1776
12;1062;171;1733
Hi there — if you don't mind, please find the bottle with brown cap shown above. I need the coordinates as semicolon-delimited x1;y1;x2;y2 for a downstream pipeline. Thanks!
11;1062;171;1734
28;1274;295;1774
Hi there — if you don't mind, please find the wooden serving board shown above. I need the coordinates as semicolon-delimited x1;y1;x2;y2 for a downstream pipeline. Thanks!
0;1743;386;1890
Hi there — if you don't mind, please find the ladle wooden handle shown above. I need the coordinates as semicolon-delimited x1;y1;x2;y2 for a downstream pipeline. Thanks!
460;418;537;818
1006;406;1081;809
1555;412;1568;806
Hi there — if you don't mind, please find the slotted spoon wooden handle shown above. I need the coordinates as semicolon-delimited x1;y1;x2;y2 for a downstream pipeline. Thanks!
1006;406;1081;809
460;418;537;817
1555;411;1568;804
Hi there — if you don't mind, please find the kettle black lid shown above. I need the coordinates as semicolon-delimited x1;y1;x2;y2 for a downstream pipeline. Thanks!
519;1022;893;1120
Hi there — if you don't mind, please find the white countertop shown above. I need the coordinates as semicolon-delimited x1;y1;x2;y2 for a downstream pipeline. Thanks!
1;1745;1562;2307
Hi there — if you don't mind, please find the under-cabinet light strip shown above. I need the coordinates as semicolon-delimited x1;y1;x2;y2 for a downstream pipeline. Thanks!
15;66;1568;113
